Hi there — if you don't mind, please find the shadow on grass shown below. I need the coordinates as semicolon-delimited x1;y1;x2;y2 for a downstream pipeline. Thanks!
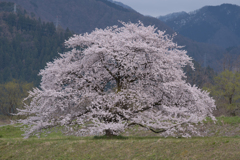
93;135;128;140
93;135;170;140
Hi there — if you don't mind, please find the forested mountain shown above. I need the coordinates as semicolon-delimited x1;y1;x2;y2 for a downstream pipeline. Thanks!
158;4;240;49
0;0;172;34
0;0;225;70
0;2;73;85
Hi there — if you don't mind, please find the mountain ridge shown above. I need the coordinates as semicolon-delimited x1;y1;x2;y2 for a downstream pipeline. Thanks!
158;3;240;49
158;11;188;22
107;0;134;11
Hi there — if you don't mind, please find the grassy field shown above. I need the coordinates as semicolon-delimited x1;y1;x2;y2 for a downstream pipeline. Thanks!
0;117;240;160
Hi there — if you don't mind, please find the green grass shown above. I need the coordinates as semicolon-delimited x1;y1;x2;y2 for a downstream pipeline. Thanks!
0;117;240;159
217;116;240;125
0;124;70;139
0;125;24;138
204;116;240;125
0;135;240;159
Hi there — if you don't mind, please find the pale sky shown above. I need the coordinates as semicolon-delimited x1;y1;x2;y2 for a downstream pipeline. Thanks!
115;0;240;17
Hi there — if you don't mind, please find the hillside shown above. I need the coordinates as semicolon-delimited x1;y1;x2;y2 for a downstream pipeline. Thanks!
0;0;172;34
0;2;73;85
0;0;225;70
159;4;240;49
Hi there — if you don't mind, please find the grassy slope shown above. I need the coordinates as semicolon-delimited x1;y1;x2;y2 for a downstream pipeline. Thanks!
0;117;240;160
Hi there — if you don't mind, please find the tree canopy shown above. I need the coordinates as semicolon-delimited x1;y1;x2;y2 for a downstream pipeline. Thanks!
17;22;216;138
204;70;240;116
0;80;33;117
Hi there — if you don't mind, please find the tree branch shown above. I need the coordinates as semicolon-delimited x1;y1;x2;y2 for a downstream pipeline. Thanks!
128;122;166;133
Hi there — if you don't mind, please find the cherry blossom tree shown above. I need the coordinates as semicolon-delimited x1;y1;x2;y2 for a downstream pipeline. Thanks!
17;22;216;138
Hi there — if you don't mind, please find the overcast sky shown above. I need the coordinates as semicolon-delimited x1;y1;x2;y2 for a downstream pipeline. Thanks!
114;0;240;17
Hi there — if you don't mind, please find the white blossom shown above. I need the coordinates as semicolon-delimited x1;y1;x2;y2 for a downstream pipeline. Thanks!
17;21;216;138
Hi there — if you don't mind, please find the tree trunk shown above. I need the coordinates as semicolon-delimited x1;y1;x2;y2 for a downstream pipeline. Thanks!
229;97;232;104
105;129;115;137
